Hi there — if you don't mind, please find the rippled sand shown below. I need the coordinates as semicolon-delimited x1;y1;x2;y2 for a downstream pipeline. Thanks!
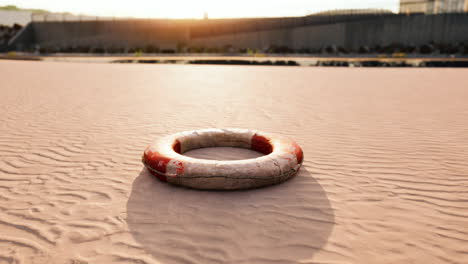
1;60;467;264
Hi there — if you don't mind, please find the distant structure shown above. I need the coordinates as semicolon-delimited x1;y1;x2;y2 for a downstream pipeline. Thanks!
400;0;468;14
314;9;394;15
203;12;209;20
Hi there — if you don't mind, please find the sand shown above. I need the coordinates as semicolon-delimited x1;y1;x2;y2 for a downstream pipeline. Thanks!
0;60;467;264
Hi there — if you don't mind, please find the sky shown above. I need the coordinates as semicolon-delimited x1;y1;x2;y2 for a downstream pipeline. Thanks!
0;0;400;19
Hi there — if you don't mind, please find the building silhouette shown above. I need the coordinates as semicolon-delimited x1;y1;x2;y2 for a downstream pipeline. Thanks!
400;0;468;14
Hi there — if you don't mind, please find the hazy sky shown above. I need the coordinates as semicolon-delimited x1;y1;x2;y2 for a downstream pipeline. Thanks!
0;0;399;18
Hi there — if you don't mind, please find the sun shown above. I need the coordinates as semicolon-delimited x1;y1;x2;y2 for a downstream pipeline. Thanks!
124;1;207;19
78;0;287;19
100;0;249;19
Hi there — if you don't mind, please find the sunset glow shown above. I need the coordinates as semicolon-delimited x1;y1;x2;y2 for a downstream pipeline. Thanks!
0;0;399;19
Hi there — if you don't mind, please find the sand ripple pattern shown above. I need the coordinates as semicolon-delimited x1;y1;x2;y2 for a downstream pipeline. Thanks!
0;61;468;263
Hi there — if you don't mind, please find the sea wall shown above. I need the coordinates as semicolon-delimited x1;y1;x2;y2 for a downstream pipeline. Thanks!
341;13;468;49
8;13;468;51
190;13;468;50
14;19;191;50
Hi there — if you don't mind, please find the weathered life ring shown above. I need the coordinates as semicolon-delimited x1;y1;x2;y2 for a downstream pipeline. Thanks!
142;128;303;190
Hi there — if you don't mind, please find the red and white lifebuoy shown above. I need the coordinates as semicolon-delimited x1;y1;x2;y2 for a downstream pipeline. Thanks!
142;128;303;190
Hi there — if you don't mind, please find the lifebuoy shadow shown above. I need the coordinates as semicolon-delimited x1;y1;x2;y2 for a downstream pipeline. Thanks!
126;168;335;264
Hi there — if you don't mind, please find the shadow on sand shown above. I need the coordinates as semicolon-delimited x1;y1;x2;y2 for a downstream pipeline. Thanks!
126;168;335;264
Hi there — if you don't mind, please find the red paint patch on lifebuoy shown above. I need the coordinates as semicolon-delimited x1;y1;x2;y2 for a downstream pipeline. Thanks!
293;142;304;164
174;160;185;176
251;134;273;155
143;150;171;182
150;170;168;182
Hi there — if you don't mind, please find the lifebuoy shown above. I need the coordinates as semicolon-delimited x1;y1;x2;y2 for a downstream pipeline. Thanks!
142;128;303;190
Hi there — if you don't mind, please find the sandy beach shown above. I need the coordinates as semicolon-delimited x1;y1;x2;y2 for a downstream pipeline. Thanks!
0;60;467;263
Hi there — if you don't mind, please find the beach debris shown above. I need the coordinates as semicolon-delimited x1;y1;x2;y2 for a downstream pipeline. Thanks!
142;128;304;190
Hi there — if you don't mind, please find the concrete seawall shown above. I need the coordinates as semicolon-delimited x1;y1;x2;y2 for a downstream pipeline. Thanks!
30;20;191;49
8;13;468;51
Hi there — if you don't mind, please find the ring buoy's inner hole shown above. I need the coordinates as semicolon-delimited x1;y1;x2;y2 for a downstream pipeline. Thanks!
183;147;265;161
172;132;273;160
